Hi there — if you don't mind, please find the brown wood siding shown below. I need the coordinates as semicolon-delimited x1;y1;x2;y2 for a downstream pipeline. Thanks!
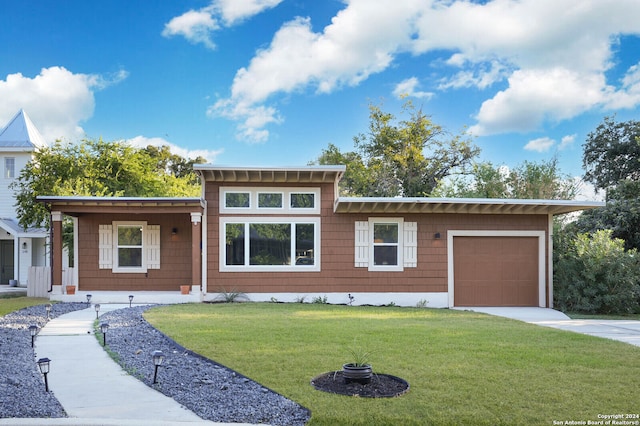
453;236;539;306
77;213;192;291
205;183;549;296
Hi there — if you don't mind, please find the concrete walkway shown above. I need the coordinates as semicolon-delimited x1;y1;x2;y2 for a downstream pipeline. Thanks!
1;305;255;426
458;307;640;347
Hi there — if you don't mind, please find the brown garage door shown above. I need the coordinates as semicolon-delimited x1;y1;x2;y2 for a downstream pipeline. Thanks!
453;236;539;307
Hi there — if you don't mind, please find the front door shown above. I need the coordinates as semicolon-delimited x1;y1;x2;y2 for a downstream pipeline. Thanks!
0;240;14;284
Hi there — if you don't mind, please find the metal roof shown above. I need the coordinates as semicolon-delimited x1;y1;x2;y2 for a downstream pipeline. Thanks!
0;109;47;149
36;196;205;214
334;197;605;215
0;218;48;238
194;165;346;183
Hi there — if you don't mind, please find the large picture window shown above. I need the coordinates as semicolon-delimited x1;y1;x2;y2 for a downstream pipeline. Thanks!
221;218;320;271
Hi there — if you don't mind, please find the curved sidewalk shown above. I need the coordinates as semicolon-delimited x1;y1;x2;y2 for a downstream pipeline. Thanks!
7;305;254;426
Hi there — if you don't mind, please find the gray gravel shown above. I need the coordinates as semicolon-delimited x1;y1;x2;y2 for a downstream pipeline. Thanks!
0;302;87;419
101;305;310;425
0;302;310;424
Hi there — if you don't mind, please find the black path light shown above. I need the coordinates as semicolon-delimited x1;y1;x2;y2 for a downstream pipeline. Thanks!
100;322;109;346
129;295;134;308
28;325;38;348
152;350;165;384
45;303;52;320
37;357;51;392
94;304;100;319
86;294;92;304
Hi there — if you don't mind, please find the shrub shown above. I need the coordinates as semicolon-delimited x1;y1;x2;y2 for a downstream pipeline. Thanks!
554;229;640;314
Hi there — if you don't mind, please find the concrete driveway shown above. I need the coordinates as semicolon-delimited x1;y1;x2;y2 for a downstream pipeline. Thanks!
456;307;640;347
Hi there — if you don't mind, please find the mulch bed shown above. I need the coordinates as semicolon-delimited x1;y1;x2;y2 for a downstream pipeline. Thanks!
311;371;409;398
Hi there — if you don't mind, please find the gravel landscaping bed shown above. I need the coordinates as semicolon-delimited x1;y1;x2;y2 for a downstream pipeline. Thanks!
1;303;310;424
0;302;87;419
101;305;310;425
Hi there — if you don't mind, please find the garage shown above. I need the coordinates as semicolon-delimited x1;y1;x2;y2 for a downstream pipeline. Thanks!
452;235;542;307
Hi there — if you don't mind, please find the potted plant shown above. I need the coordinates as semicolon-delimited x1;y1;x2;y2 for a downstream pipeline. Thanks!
342;345;372;384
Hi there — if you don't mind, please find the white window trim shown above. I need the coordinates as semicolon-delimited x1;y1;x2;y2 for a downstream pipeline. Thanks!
220;217;321;272
446;230;546;308
369;217;404;272
220;187;320;214
355;219;417;271
4;157;15;179
112;221;147;273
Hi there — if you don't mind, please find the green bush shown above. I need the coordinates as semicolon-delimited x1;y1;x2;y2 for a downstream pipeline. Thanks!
554;229;640;314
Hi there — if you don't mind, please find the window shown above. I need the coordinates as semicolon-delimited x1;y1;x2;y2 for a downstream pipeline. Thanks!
290;192;315;209
4;158;15;179
258;192;283;208
99;222;160;273
117;225;143;268
225;192;250;208
355;219;417;271
220;187;320;214
221;218;320;271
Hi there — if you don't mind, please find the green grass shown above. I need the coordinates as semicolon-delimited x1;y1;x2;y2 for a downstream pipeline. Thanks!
144;303;640;425
0;296;50;316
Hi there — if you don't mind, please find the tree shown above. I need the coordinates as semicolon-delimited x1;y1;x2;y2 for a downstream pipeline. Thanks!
583;116;640;191
575;116;640;250
433;158;580;200
12;138;203;230
554;229;640;314
313;99;479;197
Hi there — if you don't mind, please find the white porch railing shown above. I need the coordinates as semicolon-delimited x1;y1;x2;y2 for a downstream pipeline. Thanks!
28;266;76;298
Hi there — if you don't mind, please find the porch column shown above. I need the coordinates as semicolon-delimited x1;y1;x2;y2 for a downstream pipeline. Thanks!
191;213;202;289
52;211;63;288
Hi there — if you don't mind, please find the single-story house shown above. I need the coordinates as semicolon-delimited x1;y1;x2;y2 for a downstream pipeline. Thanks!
38;165;604;308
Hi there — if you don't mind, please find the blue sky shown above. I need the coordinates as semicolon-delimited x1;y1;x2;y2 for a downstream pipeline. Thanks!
2;0;640;200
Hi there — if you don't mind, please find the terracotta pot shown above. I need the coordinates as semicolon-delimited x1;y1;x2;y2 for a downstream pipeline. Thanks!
342;363;372;384
180;285;190;295
66;285;76;295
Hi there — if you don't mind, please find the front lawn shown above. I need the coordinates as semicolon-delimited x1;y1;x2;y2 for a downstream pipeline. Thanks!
145;303;640;426
0;296;49;316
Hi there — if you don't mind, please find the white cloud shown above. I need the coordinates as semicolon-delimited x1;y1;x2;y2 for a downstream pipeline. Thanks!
524;137;556;153
0;66;127;143
209;0;640;142
393;77;433;100
127;136;223;163
162;9;220;49
559;134;576;150
163;0;283;49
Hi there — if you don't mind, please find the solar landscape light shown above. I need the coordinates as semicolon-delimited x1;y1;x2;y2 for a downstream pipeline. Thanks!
94;304;100;319
129;295;134;308
28;324;38;348
37;357;51;392
86;294;92;304
152;350;165;384
45;303;52;319
100;322;109;346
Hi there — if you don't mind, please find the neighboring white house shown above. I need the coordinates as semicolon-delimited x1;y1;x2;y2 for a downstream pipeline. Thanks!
0;109;49;286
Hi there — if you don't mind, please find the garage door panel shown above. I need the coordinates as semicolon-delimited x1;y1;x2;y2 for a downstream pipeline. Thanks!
454;236;539;307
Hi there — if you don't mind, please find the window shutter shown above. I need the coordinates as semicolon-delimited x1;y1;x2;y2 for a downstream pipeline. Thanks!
98;224;113;269
403;222;417;267
146;225;161;269
354;221;369;267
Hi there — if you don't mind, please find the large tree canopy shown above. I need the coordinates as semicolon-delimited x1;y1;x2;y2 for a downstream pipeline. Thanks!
573;116;640;251
583;116;640;191
434;158;580;200
313;99;479;197
12;138;205;229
